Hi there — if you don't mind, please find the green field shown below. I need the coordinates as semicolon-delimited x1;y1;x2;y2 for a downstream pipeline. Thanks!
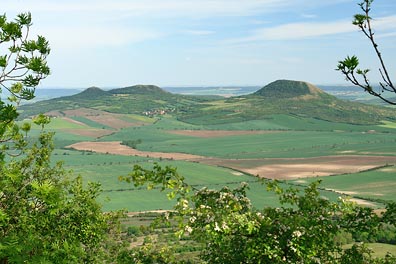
100;115;396;159
344;243;396;258
35;113;395;212
52;150;262;211
293;167;396;203
22;96;396;212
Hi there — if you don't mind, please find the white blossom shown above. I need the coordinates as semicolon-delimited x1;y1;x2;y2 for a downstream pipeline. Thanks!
179;198;189;209
293;230;302;238
185;225;193;233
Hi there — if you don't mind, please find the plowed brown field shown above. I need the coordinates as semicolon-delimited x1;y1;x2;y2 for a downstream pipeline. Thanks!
66;141;396;180
67;141;205;160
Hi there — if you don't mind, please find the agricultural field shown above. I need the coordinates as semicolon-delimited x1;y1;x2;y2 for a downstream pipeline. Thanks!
18;81;396;260
20;81;396;213
293;166;396;204
27;107;396;212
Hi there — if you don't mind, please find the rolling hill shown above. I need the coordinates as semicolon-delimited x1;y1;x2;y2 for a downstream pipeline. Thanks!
20;80;396;125
110;84;171;95
254;79;324;98
177;80;396;125
19;84;212;118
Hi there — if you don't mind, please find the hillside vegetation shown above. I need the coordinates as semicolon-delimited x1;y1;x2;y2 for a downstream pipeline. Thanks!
21;80;396;125
177;80;396;125
20;84;213;118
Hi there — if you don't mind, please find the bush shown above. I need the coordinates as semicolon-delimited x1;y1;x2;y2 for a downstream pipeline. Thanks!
127;225;142;237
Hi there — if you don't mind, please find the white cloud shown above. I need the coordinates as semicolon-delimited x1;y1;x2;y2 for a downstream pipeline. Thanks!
280;57;303;63
183;30;215;36
3;0;289;50
237;58;272;65
300;14;318;19
32;26;162;50
372;15;396;31
228;15;396;43
246;20;355;41
3;0;290;18
377;32;396;39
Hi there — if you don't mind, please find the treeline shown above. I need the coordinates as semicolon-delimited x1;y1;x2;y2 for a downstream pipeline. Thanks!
355;224;396;244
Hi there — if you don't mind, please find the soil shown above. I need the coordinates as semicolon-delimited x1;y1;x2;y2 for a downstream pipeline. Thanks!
64;129;114;138
66;141;205;160
48;108;144;130
66;141;396;181
206;155;396;180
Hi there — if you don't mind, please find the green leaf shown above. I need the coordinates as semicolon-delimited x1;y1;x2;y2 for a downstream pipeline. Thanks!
16;12;32;26
22;40;38;52
3;21;22;39
7;95;17;103
10;82;23;94
0;55;7;67
352;14;369;27
22;75;40;88
0;14;6;28
36;35;51;54
20;122;31;133
33;113;51;127
16;55;29;65
20;87;35;100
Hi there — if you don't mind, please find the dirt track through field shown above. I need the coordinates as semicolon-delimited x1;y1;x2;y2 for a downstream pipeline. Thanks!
66;141;396;180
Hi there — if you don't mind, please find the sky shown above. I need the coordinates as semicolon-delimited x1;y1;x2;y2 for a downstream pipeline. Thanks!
2;0;396;88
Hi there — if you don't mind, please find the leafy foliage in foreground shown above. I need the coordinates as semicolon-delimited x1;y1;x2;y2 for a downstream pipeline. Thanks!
338;0;395;105
121;164;396;263
0;131;122;262
0;13;123;263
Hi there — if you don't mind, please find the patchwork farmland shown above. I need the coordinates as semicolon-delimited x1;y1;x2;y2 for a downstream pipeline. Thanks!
28;95;396;211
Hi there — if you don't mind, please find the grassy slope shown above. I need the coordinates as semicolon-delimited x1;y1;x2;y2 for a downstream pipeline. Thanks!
19;85;210;118
177;92;396;126
20;81;396;126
